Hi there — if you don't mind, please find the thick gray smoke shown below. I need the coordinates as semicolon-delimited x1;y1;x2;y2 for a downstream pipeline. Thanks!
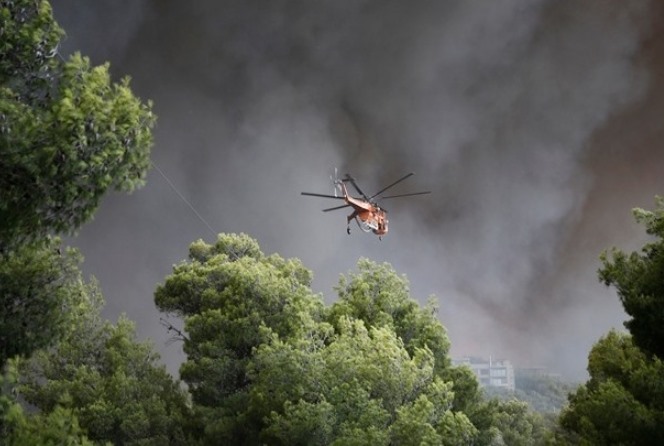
53;0;663;379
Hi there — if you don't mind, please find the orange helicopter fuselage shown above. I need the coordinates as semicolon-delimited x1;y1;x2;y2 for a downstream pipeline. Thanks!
340;183;388;236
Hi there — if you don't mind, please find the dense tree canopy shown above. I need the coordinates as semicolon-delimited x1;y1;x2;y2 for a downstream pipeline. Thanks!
1;1;162;442
1;0;155;249
1;0;155;362
558;331;664;444
1;393;93;446
557;198;664;444
330;259;451;375
11;284;193;445
155;233;548;445
599;196;664;360
485;370;576;415
0;237;82;367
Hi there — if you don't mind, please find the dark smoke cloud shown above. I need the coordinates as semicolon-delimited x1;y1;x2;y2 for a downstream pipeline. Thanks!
52;0;663;379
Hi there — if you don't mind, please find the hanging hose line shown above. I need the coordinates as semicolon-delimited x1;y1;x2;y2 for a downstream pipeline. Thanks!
151;161;217;238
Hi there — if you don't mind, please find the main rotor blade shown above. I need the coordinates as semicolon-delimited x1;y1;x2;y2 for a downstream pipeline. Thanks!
370;172;414;199
381;191;431;200
323;204;351;212
301;192;345;200
343;174;369;200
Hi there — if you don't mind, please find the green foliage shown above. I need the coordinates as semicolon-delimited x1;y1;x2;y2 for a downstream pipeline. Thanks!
440;364;482;413
0;0;63;102
558;331;664;444
156;233;547;445
485;371;576;415
2;362;94;445
331;258;451;375
16;285;193;445
155;233;325;443
253;317;475;446
490;400;549;446
599;196;664;360
0;237;83;366
555;198;664;443
4;404;94;446
463;397;552;446
1;0;155;248
515;372;576;415
561;381;653;445
264;399;336;446
1;2;183;443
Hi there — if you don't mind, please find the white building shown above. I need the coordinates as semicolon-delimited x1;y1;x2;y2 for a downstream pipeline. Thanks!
453;356;515;391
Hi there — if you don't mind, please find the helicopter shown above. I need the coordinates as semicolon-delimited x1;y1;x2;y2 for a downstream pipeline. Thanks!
301;172;430;239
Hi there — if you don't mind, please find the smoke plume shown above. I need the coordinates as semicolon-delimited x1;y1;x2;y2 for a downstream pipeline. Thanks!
52;0;663;378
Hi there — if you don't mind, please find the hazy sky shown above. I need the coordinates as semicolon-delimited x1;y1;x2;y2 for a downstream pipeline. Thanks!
53;0;664;379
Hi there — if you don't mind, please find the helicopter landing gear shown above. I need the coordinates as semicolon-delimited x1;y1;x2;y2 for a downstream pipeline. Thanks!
347;226;351;235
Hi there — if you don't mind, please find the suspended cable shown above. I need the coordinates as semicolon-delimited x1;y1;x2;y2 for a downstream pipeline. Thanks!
150;161;217;238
